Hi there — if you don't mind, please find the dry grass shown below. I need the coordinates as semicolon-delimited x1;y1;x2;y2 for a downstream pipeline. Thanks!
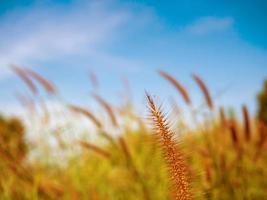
68;104;102;128
242;105;251;142
10;64;38;95
92;93;118;127
219;107;226;126
159;70;191;105
79;141;111;159
1;67;267;200
24;68;57;94
191;74;213;109
146;93;191;200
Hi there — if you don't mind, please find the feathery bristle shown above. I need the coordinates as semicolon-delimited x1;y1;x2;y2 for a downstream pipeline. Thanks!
192;74;213;109
68;105;102;128
159;70;191;105
146;93;191;200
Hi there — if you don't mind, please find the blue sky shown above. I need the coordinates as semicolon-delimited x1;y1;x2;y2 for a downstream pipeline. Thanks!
0;0;267;115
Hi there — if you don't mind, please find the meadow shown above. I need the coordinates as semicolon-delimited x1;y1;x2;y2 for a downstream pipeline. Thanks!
0;66;266;200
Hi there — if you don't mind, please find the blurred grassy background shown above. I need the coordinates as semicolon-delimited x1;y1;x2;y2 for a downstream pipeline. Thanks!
0;68;267;200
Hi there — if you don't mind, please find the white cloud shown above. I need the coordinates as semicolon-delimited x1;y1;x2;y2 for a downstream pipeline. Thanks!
0;0;132;78
185;16;234;35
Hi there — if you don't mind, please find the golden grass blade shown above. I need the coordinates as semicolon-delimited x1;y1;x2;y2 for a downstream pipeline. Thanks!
203;160;212;183
257;122;267;149
228;119;239;146
78;141;111;159
92;94;118;127
254;121;267;161
159;70;191;105
68;105;102;129
38;179;64;199
242;105;251;142
118;136;139;176
219;107;226;126
99;131;116;146
118;136;150;200
10;64;38;95
192;74;213;109
118;137;133;165
146;93;191;200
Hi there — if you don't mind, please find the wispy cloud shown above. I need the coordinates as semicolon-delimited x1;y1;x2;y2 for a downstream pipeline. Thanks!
184;16;234;35
0;1;134;78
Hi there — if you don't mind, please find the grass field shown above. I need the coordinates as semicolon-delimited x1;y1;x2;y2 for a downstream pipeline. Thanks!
0;67;266;200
